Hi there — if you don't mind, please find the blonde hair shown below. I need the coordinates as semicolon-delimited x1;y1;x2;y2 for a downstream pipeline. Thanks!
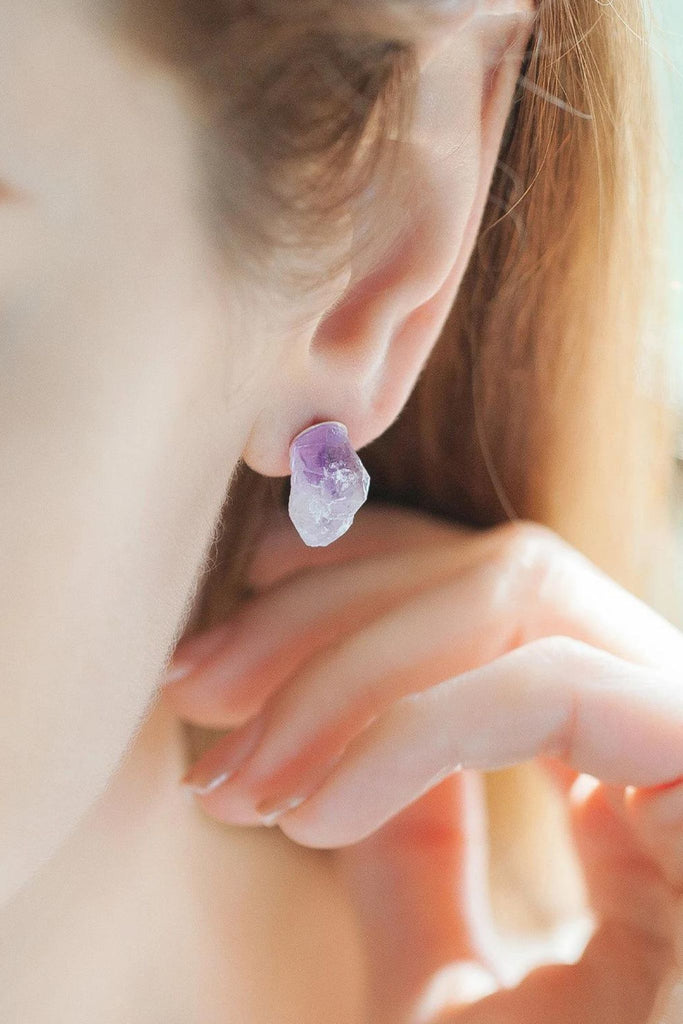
120;0;675;929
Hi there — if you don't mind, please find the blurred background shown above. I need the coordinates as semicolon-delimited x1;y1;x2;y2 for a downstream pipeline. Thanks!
653;1;682;625
657;0;682;412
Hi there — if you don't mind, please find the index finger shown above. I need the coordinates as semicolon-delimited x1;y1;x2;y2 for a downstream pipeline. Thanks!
245;503;470;591
273;636;683;848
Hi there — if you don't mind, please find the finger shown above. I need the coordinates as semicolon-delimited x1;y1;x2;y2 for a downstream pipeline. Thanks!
163;536;484;728
180;553;525;794
179;522;683;816
249;636;683;848
434;777;674;1024
171;519;682;741
568;780;673;943
625;778;683;890
434;921;665;1024
245;503;462;592
338;772;501;1024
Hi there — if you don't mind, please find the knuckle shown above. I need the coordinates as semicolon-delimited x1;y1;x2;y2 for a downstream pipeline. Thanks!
493;520;560;578
526;633;586;660
486;520;566;622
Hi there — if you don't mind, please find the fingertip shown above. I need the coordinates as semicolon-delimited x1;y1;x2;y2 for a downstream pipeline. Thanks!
162;621;236;689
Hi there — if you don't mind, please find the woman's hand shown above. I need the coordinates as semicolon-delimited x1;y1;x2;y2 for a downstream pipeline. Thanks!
162;505;683;1024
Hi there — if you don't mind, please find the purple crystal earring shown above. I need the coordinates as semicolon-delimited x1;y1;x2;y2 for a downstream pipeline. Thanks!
288;421;370;547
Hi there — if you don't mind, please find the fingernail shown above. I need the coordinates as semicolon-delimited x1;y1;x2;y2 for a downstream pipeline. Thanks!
165;662;194;685
257;794;307;827
164;621;234;685
183;769;238;796
181;714;266;794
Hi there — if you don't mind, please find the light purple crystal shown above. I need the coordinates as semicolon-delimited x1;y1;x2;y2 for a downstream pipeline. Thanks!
288;422;370;547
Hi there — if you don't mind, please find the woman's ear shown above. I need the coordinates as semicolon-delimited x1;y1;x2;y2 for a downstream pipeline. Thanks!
243;4;534;477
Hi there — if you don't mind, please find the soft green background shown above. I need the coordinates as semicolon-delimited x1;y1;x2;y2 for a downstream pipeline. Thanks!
656;3;682;630
656;1;683;405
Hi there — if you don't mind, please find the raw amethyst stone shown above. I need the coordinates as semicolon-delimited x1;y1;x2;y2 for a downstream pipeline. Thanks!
288;421;370;547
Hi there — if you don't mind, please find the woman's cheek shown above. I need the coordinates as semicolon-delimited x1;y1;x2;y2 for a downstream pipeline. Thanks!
0;385;229;905
0;3;276;905
0;206;248;911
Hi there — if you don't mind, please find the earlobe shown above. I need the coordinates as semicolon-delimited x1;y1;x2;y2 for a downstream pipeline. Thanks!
242;10;533;479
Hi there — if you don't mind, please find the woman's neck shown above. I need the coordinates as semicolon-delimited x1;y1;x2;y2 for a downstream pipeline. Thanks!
0;705;196;1021
0;703;367;1023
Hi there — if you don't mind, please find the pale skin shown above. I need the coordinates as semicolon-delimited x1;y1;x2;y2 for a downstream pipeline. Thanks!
166;508;683;1023
1;1;680;1023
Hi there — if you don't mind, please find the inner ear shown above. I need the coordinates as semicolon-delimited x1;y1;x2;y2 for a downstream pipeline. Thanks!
311;192;420;370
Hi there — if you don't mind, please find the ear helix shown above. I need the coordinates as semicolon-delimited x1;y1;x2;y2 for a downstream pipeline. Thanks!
288;421;370;547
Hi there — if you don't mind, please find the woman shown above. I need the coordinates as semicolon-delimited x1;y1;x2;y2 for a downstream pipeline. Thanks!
1;0;680;1021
